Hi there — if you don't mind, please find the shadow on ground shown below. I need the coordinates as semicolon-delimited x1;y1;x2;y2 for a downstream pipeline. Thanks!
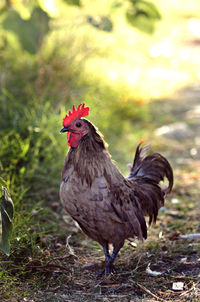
3;85;200;302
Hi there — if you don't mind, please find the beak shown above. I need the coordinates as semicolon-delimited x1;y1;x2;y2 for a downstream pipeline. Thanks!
60;127;72;133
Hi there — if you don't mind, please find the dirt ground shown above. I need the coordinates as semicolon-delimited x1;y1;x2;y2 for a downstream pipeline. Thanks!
5;85;200;302
24;85;199;302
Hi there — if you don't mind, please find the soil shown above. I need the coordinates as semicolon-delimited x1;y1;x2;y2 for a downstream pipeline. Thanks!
33;85;200;302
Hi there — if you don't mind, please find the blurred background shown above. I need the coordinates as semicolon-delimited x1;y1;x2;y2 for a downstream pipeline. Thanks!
0;0;200;299
1;0;200;169
1;0;200;220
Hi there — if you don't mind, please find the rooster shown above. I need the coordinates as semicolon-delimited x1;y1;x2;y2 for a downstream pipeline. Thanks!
60;104;173;275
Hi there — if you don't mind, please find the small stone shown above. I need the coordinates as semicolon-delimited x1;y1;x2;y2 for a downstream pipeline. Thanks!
172;282;184;291
171;198;179;204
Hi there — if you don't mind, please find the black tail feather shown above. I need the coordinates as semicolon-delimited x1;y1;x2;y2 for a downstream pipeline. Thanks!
129;144;173;194
127;144;173;224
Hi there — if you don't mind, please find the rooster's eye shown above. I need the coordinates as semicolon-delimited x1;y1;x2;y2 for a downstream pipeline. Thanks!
76;122;82;128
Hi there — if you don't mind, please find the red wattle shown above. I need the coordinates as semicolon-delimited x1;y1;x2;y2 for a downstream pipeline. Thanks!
67;132;81;148
67;132;71;147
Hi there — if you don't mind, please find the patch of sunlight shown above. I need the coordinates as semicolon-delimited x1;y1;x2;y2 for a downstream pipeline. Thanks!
39;0;60;17
145;68;189;98
86;55;191;99
108;70;118;81
107;65;142;87
149;40;173;58
125;68;142;86
148;68;188;81
188;18;200;37
83;0;114;15
77;0;200;100
179;48;191;61
159;0;200;15
10;0;31;19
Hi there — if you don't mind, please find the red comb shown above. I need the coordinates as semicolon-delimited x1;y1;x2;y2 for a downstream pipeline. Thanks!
63;103;89;127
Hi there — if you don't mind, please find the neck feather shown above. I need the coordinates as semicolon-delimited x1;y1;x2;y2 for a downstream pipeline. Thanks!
62;129;119;186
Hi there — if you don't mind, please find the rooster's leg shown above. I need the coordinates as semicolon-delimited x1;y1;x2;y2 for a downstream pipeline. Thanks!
98;245;120;276
97;243;110;276
104;246;120;274
103;242;111;263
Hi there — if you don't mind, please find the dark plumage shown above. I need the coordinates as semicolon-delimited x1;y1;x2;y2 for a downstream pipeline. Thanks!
60;105;173;275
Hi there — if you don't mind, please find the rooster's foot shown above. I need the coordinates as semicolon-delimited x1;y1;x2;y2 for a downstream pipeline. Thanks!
97;263;116;277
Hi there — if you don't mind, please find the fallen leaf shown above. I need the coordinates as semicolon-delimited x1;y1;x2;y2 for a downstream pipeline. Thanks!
146;263;164;277
168;232;180;240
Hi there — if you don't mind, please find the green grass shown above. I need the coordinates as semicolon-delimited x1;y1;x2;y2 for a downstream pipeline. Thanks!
0;39;150;301
1;80;200;301
0;1;200;300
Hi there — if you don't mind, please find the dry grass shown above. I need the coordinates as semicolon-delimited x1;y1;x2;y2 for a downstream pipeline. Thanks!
1;86;200;302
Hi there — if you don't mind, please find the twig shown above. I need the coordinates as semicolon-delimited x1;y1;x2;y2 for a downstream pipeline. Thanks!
28;263;69;272
66;235;77;257
172;276;198;281
136;282;165;301
132;254;143;272
180;281;200;297
81;262;102;271
179;233;200;240
51;254;74;261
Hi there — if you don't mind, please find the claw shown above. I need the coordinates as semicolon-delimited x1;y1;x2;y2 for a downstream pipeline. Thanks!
97;263;117;277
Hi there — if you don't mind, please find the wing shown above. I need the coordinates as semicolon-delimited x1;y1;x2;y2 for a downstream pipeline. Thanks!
60;150;148;248
103;170;147;241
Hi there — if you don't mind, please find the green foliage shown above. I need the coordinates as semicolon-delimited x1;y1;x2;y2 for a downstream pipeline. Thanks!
126;0;161;34
0;1;199;300
0;187;14;256
2;6;50;54
0;30;148;297
0;177;7;188
0;0;161;57
87;16;113;32
0;0;161;299
63;0;81;6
